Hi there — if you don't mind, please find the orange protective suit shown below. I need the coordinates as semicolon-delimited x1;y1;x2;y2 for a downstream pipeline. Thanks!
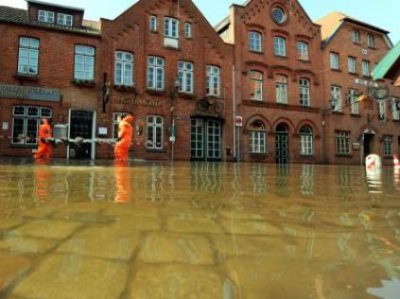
34;119;52;160
114;114;134;161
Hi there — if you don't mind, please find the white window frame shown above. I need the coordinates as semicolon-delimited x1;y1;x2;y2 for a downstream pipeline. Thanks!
299;125;313;156
274;37;286;56
38;10;54;23
378;100;386;121
115;51;134;86
276;75;288;104
18;37;39;75
12;106;52;145
297;41;309;60
178;61;194;94
349;89;360;114
392;98;400;120
164;17;179;39
330;86;342;112
206;65;221;97
249;120;266;154
367;34;375;48
352;30;360;43
382;135;392;157
74;45;95;80
184;22;192;38
57;13;73;26
249;31;262;52
299;78;310;106
150;15;158;32
147;56;165;91
249;71;263;101
348;56;357;73
335;131;351;155
330;52;340;70
362;60;370;76
146;116;164;150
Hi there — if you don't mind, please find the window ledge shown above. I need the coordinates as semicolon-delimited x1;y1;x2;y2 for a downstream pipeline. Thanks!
249;50;264;54
392;119;400;122
274;55;288;59
163;46;181;51
146;89;166;96
250;152;268;157
114;85;136;92
14;73;39;82
9;144;36;149
331;111;344;115
348;72;359;76
362;75;372;79
72;79;96;87
205;95;223;100
350;113;362;118
298;59;310;63
335;154;353;158
331;68;342;72
145;148;167;153
178;92;196;99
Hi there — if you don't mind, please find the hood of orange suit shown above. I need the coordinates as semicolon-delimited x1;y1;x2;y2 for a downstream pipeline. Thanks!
124;115;134;123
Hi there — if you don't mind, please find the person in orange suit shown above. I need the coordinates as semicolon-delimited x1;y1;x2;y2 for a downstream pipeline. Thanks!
34;118;53;161
114;113;134;161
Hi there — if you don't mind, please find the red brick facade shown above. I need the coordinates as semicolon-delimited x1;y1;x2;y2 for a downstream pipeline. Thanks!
0;0;399;164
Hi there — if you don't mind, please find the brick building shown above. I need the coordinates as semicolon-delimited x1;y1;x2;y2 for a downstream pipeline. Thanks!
0;0;399;164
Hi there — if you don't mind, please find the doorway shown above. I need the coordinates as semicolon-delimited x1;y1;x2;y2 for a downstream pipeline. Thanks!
363;133;375;158
190;118;222;161
68;110;95;160
275;123;290;164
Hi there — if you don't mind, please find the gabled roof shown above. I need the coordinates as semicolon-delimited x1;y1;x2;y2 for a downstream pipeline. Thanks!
316;11;390;45
0;5;100;35
373;41;400;81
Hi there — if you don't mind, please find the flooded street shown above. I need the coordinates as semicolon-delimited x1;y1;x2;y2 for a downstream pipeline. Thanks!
0;159;400;299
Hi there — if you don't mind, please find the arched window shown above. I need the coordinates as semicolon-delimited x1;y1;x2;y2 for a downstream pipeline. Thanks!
276;75;288;104
299;78;310;106
249;31;262;52
249;71;263;101
299;125;313;155
249;120;266;153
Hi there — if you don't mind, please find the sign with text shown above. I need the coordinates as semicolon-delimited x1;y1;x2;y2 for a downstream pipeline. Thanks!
0;83;61;102
115;96;161;107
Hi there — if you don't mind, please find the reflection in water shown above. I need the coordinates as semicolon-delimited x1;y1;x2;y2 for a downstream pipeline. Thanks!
366;167;383;194
0;161;399;298
114;160;130;203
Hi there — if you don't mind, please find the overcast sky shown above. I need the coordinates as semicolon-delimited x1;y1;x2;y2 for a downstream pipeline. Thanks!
1;0;399;43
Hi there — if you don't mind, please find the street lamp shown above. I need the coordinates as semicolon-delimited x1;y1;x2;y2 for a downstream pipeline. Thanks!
170;77;180;162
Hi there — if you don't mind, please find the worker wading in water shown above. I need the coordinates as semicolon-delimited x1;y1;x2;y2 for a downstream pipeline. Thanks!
114;113;134;161
34;118;53;160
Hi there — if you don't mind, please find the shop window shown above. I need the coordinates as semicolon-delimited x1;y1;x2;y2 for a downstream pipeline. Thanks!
146;116;164;150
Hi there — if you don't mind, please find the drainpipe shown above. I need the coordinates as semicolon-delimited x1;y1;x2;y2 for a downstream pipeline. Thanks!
232;65;236;161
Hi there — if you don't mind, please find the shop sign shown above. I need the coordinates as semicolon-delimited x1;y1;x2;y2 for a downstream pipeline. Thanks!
115;96;161;107
0;83;61;102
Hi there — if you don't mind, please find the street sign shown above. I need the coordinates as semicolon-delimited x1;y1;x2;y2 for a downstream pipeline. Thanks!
235;116;243;127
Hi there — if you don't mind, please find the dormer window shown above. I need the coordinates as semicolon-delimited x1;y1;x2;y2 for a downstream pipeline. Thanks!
38;10;54;23
57;13;73;26
164;17;179;48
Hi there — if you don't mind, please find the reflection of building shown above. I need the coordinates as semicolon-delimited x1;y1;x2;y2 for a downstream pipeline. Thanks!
0;0;399;164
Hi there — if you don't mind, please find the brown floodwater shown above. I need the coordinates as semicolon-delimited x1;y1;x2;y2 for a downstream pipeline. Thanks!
0;158;400;299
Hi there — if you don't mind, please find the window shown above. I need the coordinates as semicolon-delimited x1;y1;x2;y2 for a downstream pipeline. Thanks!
362;60;370;76
299;125;313;155
149;15;157;32
378;100;386;121
206;65;221;97
74;45;95;80
12;106;52;145
392;98;400;120
146;116;164;150
249;71;263;101
352;30;360;43
276;75;288;104
249;120;266;153
382;135;392;157
348;56;357;73
249;31;262;52
299;78;310;106
184;22;192;38
18;37;39;75
164;17;179;39
367;34;375;48
274;37;286;56
57;13;73;26
271;7;286;24
147;56;164;90
178;61;194;94
297;41;309;60
112;112;128;138
330;52;340;70
115;51;134;86
335;131;351;155
330;86;342;112
38;10;54;23
349;89;360;114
